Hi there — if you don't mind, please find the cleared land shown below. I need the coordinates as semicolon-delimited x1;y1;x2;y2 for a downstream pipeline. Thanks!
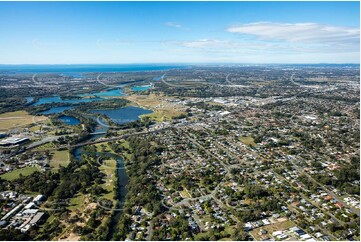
250;219;296;241
0;166;39;180
0;110;47;131
124;94;162;107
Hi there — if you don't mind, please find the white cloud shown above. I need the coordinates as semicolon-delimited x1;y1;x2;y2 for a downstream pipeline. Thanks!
180;39;233;48
227;22;360;45
160;35;359;63
165;22;182;28
165;22;360;63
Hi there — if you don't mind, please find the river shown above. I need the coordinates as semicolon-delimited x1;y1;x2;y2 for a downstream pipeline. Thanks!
72;116;129;240
32;81;152;239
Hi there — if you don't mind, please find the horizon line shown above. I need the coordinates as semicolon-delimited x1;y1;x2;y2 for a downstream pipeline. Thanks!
0;62;359;65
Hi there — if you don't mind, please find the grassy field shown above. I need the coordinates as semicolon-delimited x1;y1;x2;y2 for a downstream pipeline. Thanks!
0;166;39;180
99;159;116;202
34;142;56;151
121;152;132;161
124;94;186;122
118;140;132;161
141;108;185;122
120;140;130;149
29;125;41;132
49;150;70;170
94;142;113;153
180;189;192;199
239;136;256;146
68;193;86;211
0;110;47;131
124;94;162;107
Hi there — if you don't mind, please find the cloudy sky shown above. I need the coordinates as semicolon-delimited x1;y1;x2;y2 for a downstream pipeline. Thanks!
0;1;359;64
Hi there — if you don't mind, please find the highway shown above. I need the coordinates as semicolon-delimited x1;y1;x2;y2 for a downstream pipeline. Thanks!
59;120;196;150
59;126;170;150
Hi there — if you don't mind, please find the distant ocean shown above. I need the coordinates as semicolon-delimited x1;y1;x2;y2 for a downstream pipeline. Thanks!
0;64;188;75
0;63;358;75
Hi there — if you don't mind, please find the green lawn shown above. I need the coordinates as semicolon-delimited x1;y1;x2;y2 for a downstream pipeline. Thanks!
95;142;113;153
0;166;39;181
180;189;192;198
34;142;56;151
122;152;132;161
29;125;41;132
49;150;70;170
68;193;86;211
239;136;256;146
140;108;185;122
120;140;130;149
99;159;116;202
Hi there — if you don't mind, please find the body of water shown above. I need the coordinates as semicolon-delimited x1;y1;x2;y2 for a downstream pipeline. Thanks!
131;84;152;92
25;97;34;104
58;115;80;125
152;76;162;81
40;106;74;115
90;106;153;124
91;117;109;139
0;64;186;75
33;88;124;106
71;123;127;241
80;88;124;97
33;96;102;106
107;155;128;240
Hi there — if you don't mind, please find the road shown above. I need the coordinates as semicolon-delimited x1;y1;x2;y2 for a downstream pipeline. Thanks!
225;73;232;84
58;120;195;150
225;73;248;87
56;126;170;150
160;74;186;88
26;136;59;149
288;203;337;241
289;156;360;216
180;129;230;173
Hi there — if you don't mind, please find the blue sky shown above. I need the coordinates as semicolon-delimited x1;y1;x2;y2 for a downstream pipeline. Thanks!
0;1;359;64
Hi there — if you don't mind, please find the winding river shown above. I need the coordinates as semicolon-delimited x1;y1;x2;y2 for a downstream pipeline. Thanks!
33;84;152;239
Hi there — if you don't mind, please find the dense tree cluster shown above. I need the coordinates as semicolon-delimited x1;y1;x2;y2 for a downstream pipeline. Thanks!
112;136;164;240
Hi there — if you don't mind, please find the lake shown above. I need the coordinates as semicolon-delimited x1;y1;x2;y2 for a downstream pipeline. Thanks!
40;106;74;115
25;97;34;104
152;76;162;81
33;88;124;106
32;96;102;106
80;88;124;97
131;84;153;92
90;106;153;124
58;115;80;125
